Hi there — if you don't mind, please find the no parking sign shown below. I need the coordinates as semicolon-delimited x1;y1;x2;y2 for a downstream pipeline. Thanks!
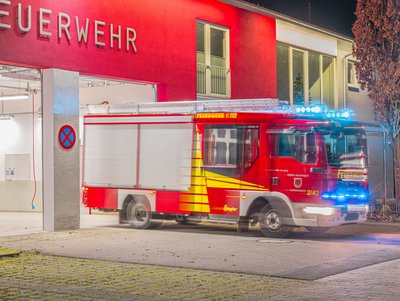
58;125;76;150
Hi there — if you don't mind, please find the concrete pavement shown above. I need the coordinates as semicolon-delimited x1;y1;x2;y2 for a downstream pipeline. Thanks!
0;210;119;237
0;212;400;300
1;220;400;279
1;245;400;300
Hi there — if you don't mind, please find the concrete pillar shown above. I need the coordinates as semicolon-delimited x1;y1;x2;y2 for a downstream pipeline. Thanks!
42;69;80;231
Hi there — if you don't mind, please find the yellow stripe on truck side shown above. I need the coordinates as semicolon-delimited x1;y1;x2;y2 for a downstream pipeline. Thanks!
179;126;267;214
179;125;211;213
205;171;267;191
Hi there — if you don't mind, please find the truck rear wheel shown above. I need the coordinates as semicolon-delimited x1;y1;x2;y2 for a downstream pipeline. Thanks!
126;200;162;229
259;204;293;238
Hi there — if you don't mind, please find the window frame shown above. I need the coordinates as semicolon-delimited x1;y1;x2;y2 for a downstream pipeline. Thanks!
271;130;317;165
346;60;360;91
203;124;260;178
277;42;337;108
196;20;231;99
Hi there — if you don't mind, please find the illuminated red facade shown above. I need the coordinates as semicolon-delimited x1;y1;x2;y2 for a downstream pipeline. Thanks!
0;0;277;101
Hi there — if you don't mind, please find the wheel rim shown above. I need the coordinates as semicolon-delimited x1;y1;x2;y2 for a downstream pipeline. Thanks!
128;203;149;225
264;210;282;231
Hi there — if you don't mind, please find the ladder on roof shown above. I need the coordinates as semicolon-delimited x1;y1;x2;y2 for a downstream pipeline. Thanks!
82;98;289;115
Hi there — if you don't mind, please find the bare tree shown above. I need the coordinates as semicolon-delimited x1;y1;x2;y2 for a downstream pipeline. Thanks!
353;0;400;205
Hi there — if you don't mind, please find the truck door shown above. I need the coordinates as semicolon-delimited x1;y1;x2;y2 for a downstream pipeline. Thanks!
269;128;324;204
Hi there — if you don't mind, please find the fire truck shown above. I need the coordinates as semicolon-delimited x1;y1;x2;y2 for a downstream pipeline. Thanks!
82;99;369;238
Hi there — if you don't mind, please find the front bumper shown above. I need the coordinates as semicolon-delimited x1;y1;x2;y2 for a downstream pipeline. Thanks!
291;203;368;228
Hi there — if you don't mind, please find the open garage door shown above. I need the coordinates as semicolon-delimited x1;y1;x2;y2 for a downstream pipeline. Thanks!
0;64;43;235
78;75;158;227
0;67;158;233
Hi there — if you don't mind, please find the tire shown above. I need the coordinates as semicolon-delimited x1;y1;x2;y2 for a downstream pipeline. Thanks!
126;199;162;229
259;204;293;238
119;197;132;224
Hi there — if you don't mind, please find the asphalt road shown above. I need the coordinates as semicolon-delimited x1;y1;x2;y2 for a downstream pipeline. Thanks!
0;212;399;281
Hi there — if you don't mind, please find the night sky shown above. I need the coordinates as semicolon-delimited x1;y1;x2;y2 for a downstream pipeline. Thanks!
245;0;357;37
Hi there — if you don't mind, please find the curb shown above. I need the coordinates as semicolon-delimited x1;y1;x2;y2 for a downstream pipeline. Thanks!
365;222;400;227
0;252;20;258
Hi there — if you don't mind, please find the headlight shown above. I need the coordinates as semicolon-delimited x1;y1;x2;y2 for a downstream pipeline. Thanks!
303;207;335;216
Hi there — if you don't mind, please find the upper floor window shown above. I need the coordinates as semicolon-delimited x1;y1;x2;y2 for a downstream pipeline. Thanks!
347;60;360;92
347;61;357;86
277;43;336;108
197;21;230;98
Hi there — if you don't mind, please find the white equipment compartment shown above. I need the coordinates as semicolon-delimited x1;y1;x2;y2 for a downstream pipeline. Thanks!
83;124;138;187
83;115;193;191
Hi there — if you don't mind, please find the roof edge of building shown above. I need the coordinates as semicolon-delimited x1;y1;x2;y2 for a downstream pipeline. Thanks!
220;0;354;43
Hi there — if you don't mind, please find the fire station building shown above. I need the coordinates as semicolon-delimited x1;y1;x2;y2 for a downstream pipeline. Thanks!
0;0;391;230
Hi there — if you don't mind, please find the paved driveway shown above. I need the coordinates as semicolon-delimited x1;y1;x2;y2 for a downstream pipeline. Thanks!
0;212;399;280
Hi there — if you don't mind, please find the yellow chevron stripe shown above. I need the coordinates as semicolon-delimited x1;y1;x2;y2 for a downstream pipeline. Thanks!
188;185;208;194
191;168;205;177
179;125;211;213
180;194;209;204
205;171;266;190
179;203;210;212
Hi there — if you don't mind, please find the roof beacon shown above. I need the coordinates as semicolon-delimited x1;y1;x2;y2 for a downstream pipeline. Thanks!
294;105;353;120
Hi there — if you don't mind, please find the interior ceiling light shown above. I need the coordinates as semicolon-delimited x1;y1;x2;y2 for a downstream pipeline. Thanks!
0;94;29;101
0;114;14;121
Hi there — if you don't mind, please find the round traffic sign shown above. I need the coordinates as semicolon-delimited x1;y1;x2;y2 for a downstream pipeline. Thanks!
58;125;76;150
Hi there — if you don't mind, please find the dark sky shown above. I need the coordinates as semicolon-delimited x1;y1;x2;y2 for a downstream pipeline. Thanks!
245;0;357;37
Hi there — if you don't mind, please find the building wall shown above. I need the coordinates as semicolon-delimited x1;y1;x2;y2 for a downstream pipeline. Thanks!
336;39;352;109
277;20;338;56
0;0;277;101
336;40;373;123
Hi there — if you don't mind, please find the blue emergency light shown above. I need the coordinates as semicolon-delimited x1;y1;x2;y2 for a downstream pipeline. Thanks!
321;190;368;202
294;105;353;120
295;106;322;114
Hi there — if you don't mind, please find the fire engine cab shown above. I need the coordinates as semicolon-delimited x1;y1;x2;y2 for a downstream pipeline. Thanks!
82;99;369;238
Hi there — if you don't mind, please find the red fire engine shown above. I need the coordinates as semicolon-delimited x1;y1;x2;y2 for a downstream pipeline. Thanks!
82;99;369;238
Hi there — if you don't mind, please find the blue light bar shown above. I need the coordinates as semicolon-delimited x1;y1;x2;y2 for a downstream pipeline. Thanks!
293;105;353;120
321;190;368;202
326;110;352;119
295;106;322;114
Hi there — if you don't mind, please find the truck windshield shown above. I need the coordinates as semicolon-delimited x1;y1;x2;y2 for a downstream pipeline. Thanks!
323;131;367;168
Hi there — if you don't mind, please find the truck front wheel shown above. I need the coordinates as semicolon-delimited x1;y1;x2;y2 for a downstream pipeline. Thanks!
259;204;293;238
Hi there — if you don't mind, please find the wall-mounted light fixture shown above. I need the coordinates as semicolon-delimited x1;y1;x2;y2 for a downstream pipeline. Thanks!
0;114;14;121
0;94;29;101
0;115;18;150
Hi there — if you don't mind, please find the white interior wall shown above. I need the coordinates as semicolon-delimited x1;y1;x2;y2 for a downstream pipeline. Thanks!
80;82;156;105
0;93;42;182
0;94;43;211
0;114;42;181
